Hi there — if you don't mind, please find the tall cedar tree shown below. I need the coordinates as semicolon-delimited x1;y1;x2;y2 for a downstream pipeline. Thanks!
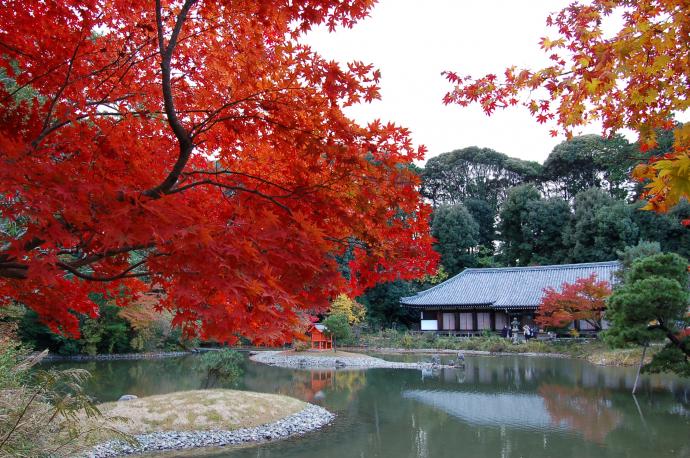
444;0;690;220
0;1;438;343
536;274;612;331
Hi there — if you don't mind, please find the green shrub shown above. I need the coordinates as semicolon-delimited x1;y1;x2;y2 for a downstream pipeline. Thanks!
197;349;244;388
457;338;481;351
293;341;310;352
423;332;437;346
434;337;457;350
381;328;401;344
323;313;353;346
399;333;416;349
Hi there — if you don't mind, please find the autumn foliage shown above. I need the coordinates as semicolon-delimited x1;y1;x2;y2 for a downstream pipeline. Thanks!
328;294;366;325
0;1;438;343
536;274;612;331
444;0;690;219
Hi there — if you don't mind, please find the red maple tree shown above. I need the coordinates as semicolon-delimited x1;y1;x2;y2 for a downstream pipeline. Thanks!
0;1;438;343
535;274;612;331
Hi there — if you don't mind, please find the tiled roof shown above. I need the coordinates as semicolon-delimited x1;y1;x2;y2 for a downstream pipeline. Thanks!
401;261;619;309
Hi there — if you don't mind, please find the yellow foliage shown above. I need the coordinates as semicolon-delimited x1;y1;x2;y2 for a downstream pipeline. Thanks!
329;294;366;325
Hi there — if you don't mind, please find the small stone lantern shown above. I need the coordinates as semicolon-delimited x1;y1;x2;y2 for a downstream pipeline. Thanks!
510;317;520;344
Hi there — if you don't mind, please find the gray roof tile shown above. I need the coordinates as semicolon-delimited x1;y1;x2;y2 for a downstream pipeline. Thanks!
401;261;619;309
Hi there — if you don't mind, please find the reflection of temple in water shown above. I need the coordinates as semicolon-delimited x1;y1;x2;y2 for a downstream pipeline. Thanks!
416;358;690;401
403;381;623;443
309;370;333;399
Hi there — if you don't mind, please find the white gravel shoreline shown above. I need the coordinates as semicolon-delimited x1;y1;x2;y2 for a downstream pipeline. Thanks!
85;403;334;457
250;350;457;369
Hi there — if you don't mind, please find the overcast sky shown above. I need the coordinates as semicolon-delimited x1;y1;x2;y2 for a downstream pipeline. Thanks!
303;0;607;165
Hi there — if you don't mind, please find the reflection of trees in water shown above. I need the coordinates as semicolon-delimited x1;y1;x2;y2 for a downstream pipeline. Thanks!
243;367;367;409
46;357;206;401
539;384;622;443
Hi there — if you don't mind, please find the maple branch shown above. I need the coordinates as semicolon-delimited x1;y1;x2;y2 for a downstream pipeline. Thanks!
0;40;35;59
0;62;66;104
34;34;83;149
0;260;28;279
167;180;293;214
63;244;155;269
182;169;293;194
0;242;154;281
189;86;310;138
57;257;150;282
145;0;197;198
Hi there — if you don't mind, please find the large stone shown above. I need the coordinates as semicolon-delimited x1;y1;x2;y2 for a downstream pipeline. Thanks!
118;394;138;401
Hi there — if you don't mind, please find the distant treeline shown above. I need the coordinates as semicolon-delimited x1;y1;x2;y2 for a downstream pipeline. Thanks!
359;131;689;328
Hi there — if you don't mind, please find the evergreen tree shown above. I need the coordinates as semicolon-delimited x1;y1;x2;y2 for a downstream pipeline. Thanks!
498;184;541;265
523;198;572;265
431;204;480;275
606;253;690;376
566;188;638;262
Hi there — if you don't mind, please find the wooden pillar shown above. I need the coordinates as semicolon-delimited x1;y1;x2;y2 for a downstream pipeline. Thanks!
455;312;460;331
490;311;496;331
472;311;478;332
437;310;442;331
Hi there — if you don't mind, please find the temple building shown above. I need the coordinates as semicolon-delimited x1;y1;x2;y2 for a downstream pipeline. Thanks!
400;261;619;335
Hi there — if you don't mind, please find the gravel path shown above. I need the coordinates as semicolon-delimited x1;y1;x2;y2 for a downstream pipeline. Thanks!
250;350;457;369
85;403;334;457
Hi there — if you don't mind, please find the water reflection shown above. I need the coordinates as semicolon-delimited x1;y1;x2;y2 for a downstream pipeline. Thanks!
538;385;622;443
46;354;690;458
402;390;555;430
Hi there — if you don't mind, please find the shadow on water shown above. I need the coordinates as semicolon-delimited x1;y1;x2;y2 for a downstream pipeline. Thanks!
47;353;690;458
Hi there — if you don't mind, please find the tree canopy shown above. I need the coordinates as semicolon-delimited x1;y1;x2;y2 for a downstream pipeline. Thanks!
0;0;438;343
431;204;479;275
421;147;542;211
565;188;638;263
541;134;637;200
498;184;541;266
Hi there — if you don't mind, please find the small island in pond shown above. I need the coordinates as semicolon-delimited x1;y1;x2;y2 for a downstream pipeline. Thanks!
86;389;333;458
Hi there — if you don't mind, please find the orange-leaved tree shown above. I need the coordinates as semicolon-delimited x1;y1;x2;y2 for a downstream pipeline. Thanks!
444;0;690;219
0;0;438;344
536;274;612;331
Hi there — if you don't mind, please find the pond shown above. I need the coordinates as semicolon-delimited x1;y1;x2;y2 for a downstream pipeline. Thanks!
48;352;690;458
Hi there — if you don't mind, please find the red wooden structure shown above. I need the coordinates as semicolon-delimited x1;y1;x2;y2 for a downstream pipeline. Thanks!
307;323;333;350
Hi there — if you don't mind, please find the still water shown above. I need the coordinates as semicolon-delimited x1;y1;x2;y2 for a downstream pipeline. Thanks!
49;353;690;458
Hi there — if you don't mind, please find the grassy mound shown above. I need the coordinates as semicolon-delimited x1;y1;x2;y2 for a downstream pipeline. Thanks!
98;389;306;435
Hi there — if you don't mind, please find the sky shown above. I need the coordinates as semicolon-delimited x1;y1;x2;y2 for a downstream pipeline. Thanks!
303;0;606;165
